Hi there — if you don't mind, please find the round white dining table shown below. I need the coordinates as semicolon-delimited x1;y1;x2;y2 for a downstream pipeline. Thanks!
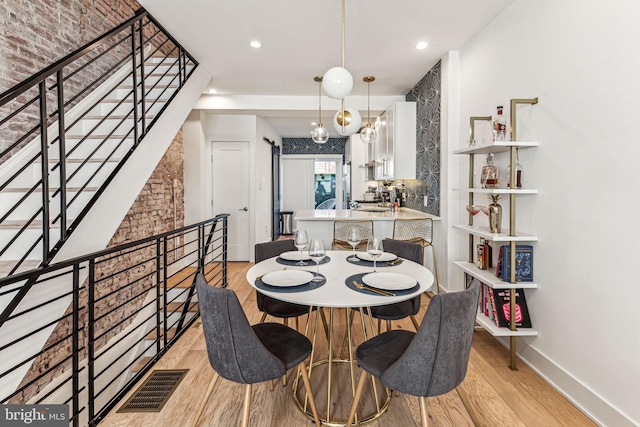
245;250;434;308
246;250;435;426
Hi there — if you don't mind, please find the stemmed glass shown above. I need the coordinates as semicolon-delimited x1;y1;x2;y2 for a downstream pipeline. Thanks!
294;230;309;266
308;239;326;282
466;205;482;216
366;235;383;273
347;228;360;261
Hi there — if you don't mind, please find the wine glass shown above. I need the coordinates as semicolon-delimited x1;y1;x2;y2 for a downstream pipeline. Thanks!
308;239;326;282
366;235;384;273
294;230;309;266
346;228;360;261
466;205;482;216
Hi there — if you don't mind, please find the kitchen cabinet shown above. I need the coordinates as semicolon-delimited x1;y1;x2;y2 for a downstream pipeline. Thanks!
373;101;416;180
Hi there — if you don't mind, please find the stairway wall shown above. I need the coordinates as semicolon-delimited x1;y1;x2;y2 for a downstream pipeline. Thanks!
0;0;142;94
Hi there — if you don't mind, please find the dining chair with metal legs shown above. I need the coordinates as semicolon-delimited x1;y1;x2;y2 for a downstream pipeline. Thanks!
193;273;320;427
346;283;480;427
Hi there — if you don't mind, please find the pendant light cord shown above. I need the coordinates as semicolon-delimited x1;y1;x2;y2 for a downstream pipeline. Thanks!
341;0;345;131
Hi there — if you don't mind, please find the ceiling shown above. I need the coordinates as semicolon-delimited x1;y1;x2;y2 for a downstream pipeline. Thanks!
138;0;513;137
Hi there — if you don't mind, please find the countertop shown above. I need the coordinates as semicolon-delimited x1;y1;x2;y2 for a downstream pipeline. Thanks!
295;207;440;221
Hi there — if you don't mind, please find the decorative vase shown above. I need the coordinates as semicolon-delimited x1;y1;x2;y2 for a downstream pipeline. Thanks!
488;195;502;234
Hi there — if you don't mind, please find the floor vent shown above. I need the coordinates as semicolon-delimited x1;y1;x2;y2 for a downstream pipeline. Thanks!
118;369;188;412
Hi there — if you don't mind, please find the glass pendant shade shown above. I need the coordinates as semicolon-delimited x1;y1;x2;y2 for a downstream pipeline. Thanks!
333;107;361;136
311;124;329;144
360;123;376;144
322;67;353;100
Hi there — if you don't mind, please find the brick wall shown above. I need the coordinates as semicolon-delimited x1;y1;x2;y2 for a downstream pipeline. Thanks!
0;0;141;92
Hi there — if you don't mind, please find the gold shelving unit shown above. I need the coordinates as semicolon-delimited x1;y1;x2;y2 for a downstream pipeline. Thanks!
455;98;539;370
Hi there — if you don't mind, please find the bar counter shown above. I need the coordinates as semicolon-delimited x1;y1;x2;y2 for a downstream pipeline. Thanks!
294;208;440;248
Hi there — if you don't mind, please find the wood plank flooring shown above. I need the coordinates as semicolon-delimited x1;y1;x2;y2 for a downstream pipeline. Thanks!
101;262;595;427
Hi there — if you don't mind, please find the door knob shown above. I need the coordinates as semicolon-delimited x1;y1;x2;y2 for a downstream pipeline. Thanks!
239;207;248;211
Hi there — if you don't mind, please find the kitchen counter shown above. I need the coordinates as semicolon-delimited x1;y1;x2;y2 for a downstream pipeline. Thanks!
294;208;440;248
295;207;439;221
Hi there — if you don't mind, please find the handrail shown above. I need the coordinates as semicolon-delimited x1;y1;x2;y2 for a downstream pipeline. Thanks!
0;214;229;427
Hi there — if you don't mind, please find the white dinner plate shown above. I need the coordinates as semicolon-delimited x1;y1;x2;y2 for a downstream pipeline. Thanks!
356;252;397;262
362;272;417;290
279;251;312;261
261;270;314;287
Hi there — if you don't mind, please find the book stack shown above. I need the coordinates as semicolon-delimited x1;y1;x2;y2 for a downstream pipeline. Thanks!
470;276;532;329
495;244;533;282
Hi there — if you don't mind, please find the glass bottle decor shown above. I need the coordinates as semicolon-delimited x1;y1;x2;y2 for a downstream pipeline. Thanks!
507;148;523;188
481;153;499;189
493;105;507;141
488;194;502;234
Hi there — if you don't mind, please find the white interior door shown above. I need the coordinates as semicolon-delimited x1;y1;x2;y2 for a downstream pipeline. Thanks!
212;142;250;261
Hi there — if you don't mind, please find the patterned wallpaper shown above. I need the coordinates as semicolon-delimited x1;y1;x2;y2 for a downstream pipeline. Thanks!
405;60;441;216
282;137;348;156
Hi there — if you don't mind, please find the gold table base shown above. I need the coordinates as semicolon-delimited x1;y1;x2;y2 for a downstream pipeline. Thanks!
292;307;392;426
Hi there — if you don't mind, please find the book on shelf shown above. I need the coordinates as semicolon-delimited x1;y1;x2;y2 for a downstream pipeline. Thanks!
497;244;533;282
491;288;532;328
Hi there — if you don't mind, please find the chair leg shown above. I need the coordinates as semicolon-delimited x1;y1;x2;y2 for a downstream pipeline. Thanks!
410;315;420;331
298;362;321;425
386;320;392;332
419;396;429;427
259;312;267;323
241;384;252;427
346;370;368;426
191;374;219;427
429;245;441;294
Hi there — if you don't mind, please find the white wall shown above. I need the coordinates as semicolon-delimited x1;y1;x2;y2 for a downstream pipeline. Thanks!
447;1;640;425
183;114;282;260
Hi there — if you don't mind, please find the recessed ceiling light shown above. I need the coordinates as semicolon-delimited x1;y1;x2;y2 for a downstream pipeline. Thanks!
208;88;217;94
416;41;429;50
311;121;317;126
250;40;262;48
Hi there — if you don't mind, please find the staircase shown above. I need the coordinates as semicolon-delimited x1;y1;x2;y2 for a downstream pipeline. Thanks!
0;57;188;274
0;9;214;425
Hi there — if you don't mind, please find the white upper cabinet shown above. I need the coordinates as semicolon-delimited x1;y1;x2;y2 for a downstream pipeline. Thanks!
373;101;416;180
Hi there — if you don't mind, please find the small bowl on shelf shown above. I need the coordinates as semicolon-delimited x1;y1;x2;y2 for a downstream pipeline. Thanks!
465;205;483;216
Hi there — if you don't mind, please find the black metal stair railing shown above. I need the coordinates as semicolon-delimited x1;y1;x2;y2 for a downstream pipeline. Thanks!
0;214;228;427
0;8;198;276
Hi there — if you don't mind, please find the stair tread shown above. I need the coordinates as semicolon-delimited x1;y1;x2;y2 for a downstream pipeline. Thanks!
166;264;220;289
1;186;98;193
0;219;74;229
130;356;152;374
165;302;198;312
144;327;177;341
0;260;41;277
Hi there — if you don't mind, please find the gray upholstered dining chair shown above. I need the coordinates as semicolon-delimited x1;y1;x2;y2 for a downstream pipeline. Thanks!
255;240;312;326
346;283;480;427
368;239;424;332
192;273;320;427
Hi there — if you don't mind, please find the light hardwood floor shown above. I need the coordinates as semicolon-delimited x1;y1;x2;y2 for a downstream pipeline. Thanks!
101;262;595;427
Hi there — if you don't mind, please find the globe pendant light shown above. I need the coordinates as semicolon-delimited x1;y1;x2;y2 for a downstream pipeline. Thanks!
311;76;329;144
322;0;353;100
360;76;376;144
333;101;361;136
